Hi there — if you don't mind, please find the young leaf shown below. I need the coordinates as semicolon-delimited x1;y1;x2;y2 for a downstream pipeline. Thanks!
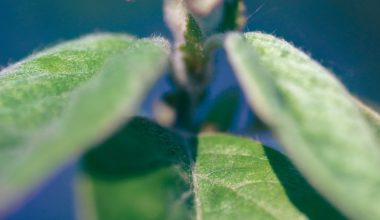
0;34;169;212
185;0;246;37
164;0;244;103
225;32;380;219
164;0;214;128
164;0;210;96
77;118;342;219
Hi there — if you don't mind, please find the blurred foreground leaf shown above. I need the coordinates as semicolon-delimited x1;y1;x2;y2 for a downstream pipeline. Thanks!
0;34;169;212
77;118;341;219
355;99;380;137
225;32;380;219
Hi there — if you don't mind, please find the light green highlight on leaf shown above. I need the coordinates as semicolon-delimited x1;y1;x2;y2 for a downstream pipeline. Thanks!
0;34;169;212
0;34;134;143
225;32;380;219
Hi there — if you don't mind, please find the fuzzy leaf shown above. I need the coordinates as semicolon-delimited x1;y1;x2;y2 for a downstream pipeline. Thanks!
225;32;380;219
355;99;380;138
77;118;341;219
164;0;209;95
0;34;169;212
164;0;244;98
195;134;343;220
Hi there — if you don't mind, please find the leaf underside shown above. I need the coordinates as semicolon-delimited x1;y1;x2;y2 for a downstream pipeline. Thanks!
225;32;380;219
77;117;342;220
0;34;169;212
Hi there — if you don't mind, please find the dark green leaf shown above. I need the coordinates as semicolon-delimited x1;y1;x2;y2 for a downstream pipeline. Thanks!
76;117;194;220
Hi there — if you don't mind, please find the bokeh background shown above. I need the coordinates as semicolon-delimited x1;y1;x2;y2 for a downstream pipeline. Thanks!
1;0;379;219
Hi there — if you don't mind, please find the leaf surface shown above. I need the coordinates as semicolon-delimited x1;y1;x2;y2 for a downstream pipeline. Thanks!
225;32;380;219
355;99;380;138
0;34;169;211
77;117;194;220
195;134;343;220
77;118;341;220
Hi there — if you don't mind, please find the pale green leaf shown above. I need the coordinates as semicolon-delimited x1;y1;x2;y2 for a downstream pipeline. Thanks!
355;98;380;137
0;34;169;211
225;32;380;219
77;118;341;219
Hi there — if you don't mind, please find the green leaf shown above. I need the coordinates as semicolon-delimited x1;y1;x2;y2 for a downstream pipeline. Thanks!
0;34;169;211
225;32;380;219
77;118;342;219
76;117;194;220
195;134;343;220
355;98;380;138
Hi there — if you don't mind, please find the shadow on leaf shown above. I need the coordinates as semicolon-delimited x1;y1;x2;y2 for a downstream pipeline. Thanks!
77;117;197;220
82;117;197;180
265;147;346;219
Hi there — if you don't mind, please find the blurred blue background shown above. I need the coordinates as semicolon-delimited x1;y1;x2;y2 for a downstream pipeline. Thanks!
1;0;379;219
